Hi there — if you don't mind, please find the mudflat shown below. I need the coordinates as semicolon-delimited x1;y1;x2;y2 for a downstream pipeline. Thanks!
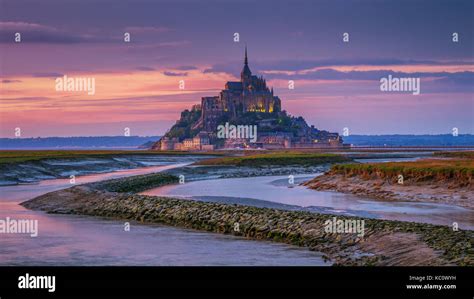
304;157;474;209
20;172;474;266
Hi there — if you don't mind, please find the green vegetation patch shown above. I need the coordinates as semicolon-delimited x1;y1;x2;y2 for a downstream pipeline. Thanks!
90;173;179;193
195;152;351;167
0;150;222;164
331;158;474;186
434;151;474;159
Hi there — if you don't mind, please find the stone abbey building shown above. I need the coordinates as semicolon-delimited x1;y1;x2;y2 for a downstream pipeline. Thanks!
194;47;281;132
155;48;343;151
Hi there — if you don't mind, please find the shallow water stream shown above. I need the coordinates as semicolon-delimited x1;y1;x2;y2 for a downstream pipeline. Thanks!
0;159;328;266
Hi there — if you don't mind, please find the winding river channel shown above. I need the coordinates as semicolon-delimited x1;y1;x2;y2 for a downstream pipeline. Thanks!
142;173;474;230
0;158;328;266
2;154;473;265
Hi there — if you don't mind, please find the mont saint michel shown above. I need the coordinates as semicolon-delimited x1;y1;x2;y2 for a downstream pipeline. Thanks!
154;48;343;151
3;0;473;284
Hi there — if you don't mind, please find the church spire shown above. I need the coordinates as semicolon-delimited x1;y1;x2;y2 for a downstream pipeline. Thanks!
244;45;248;65
241;45;252;80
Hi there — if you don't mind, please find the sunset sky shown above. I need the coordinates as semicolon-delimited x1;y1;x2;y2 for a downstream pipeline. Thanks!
0;0;473;137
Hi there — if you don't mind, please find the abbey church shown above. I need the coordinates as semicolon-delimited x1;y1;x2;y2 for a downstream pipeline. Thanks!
194;47;281;132
155;48;343;151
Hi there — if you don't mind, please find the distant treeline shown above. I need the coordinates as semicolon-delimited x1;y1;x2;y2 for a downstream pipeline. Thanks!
0;136;161;149
344;134;474;146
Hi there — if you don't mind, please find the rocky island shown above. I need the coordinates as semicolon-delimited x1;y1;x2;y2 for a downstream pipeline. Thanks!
153;48;344;151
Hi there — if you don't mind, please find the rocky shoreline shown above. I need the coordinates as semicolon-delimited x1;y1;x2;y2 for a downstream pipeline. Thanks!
303;172;474;209
21;173;474;266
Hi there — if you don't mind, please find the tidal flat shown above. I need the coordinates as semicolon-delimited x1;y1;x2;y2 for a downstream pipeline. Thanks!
0;151;215;185
304;153;474;209
21;171;474;266
9;149;474;266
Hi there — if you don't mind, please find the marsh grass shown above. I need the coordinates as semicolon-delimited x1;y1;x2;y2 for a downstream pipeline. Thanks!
195;152;352;166
0;150;222;164
90;173;178;193
434;151;474;159
331;158;474;186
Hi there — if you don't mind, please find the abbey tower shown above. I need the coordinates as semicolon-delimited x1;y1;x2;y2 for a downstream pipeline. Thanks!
197;47;281;131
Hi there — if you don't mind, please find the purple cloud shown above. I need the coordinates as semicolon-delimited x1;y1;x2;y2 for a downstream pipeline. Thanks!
124;26;170;34
1;79;22;83
204;58;474;75
163;71;187;77
32;72;63;78
175;65;198;71
0;21;120;44
136;66;155;71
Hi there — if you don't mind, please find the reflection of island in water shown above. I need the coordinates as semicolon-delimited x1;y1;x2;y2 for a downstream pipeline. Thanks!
154;47;343;151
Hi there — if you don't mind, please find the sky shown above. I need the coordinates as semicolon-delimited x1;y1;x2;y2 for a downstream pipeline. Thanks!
0;0;473;137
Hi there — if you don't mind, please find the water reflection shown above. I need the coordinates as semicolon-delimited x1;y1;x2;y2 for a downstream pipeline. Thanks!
0;163;329;266
142;174;474;230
